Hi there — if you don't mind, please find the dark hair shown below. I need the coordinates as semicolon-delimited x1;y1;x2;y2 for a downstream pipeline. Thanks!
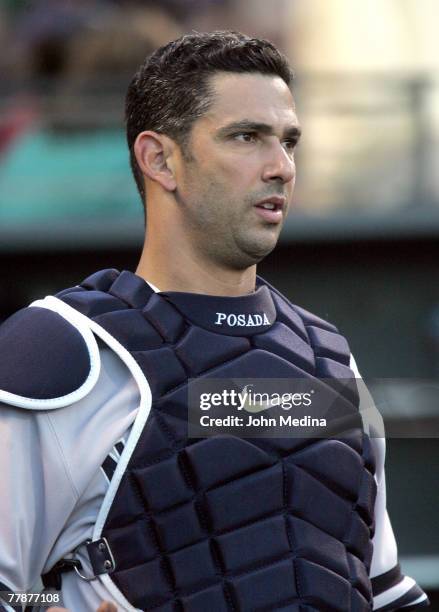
125;30;294;203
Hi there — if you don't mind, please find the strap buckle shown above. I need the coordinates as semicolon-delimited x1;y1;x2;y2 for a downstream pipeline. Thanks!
42;558;83;590
83;537;116;579
42;537;116;589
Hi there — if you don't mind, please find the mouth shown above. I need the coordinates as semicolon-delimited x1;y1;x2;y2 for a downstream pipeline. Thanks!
253;196;285;224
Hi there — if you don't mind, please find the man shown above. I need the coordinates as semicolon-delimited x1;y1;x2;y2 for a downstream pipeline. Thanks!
0;31;429;611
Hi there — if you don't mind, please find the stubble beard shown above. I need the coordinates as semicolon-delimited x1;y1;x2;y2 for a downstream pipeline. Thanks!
177;152;283;270
178;182;282;270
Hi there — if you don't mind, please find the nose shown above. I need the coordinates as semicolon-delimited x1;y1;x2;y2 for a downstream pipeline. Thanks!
261;141;295;185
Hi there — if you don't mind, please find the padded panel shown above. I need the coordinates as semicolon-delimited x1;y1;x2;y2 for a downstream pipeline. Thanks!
290;439;363;500
56;286;88;299
276;606;316;612
183;436;275;490
149;602;175;612
257;437;320;456
315;357;356;382
344;513;371;561
269;292;308;342
294;558;351;611
363;539;374;573
133;453;194;512
62;290;126;318
356;469;377;524
154;501;205;552
347;552;372;601
108;270;154;308
205;463;284;532
195;347;317;381
169;540;218;591
81;268;119;292
335;429;364;455
286;464;352;540
150;411;188;450
175;326;250;375
130;413;176;466
228;558;297;612
307;325;350;366
215;515;290;573
104;475;145;530
291;303;338;333
361;433;377;474
114;558;173;611
180;584;229;612
287;516;349;579
252;322;315;374
315;357;360;407
94;310;163;351
133;347;187;397
107;521;157;572
143;293;186;343
350;587;372;612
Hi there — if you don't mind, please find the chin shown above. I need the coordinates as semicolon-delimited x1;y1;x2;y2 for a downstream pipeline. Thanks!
238;236;279;266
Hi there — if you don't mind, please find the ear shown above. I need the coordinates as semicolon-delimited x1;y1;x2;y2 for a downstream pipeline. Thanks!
134;131;177;193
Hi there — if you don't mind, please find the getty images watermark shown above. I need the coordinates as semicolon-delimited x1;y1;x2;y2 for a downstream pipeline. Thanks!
188;378;367;438
187;377;439;438
199;385;318;426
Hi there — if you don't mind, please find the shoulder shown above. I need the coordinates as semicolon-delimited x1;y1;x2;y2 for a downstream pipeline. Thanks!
0;296;101;409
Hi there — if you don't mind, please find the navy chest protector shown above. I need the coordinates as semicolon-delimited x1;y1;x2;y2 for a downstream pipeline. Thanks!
57;269;376;612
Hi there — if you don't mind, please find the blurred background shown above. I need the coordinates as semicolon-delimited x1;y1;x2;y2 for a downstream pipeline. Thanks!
0;0;438;603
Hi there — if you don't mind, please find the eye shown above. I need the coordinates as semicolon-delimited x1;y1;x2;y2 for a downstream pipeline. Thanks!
233;132;257;143
282;139;298;153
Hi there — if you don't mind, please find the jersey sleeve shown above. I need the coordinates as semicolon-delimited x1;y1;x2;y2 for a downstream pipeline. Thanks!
350;355;430;610
0;403;79;611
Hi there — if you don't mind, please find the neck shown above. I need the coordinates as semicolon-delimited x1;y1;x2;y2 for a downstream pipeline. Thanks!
136;237;257;297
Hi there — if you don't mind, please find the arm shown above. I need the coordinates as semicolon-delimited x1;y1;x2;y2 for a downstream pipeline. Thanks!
0;304;92;612
350;355;430;610
370;436;429;610
0;297;143;612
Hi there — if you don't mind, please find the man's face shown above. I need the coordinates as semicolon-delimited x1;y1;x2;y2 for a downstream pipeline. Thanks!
173;71;301;269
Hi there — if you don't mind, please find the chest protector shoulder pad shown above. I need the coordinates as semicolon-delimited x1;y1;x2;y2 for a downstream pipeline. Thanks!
58;269;377;612
0;304;96;408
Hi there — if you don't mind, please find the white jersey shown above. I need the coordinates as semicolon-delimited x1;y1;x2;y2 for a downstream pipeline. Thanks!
0;285;429;612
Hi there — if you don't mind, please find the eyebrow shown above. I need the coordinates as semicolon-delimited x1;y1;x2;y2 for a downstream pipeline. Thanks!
215;120;302;141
